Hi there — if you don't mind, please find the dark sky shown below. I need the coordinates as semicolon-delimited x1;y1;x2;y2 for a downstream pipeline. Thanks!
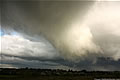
0;0;120;71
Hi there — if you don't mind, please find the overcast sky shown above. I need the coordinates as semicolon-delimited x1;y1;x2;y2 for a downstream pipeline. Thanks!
0;0;120;71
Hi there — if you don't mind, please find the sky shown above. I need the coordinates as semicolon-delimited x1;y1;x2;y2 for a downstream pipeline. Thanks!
0;0;120;71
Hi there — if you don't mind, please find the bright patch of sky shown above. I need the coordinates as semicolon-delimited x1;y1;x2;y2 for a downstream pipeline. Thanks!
0;29;4;36
0;29;20;36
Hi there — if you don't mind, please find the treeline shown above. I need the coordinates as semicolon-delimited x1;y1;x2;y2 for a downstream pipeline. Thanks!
0;68;120;78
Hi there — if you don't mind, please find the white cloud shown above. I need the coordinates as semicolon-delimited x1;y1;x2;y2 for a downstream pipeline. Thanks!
83;2;120;60
1;34;59;59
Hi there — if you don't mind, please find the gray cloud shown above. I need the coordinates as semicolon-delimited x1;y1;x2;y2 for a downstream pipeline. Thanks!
1;54;120;71
1;1;120;70
2;1;99;60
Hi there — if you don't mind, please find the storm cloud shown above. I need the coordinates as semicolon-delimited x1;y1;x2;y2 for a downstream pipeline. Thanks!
1;1;120;70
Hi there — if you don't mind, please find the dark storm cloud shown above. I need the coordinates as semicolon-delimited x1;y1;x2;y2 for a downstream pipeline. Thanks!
1;53;120;71
1;1;98;60
1;54;73;69
2;1;94;36
1;1;120;70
